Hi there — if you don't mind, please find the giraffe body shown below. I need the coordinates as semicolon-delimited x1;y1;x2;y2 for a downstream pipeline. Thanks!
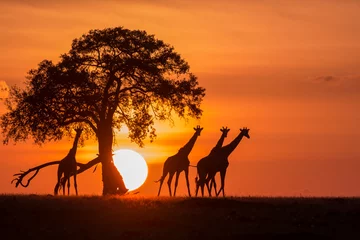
54;128;83;196
156;126;203;197
195;127;230;197
196;128;250;197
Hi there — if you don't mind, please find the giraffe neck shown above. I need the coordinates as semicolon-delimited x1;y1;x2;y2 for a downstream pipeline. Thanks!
70;131;82;156
210;134;226;154
221;132;244;157
180;132;199;156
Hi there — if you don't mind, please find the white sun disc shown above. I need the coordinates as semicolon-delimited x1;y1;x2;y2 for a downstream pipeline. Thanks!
113;149;148;191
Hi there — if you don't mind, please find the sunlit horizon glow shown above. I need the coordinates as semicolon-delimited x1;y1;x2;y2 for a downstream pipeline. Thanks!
113;149;148;191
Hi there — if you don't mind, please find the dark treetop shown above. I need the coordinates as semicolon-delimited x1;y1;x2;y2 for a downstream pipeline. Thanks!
0;27;205;147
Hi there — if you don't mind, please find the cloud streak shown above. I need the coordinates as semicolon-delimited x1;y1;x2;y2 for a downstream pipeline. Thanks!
314;76;336;82
3;0;193;9
313;75;360;83
310;74;360;97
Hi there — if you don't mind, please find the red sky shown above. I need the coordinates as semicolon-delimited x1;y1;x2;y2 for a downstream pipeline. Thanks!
1;0;360;196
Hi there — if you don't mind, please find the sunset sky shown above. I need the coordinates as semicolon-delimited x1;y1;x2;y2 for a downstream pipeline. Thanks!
1;0;360;197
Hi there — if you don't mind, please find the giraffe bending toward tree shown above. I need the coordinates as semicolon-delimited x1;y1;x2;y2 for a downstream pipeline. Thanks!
195;127;230;197
54;127;83;196
197;128;250;197
155;126;203;197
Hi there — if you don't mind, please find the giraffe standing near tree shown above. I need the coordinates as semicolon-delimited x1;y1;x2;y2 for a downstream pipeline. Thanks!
156;126;203;197
196;128;250;197
54;127;83;195
195;127;230;197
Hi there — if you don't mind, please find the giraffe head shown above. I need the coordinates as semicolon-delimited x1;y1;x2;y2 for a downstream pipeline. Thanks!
193;125;203;136
220;126;230;137
240;127;250;139
75;127;83;135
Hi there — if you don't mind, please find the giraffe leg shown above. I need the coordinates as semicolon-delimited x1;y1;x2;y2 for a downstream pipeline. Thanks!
201;177;206;197
216;185;222;196
54;182;59;196
195;177;199;197
205;175;212;197
157;177;165;197
173;171;181;197
211;177;218;197
209;174;217;195
62;178;66;196
218;169;227;197
195;168;202;197
196;170;207;197
216;186;222;197
167;172;175;197
67;177;71;195
195;173;205;197
55;167;62;196
73;173;78;196
202;181;208;197
184;168;191;197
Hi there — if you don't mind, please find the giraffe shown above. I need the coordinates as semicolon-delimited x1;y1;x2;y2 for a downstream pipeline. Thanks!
197;128;250;197
54;127;83;196
155;126;203;197
195;127;230;197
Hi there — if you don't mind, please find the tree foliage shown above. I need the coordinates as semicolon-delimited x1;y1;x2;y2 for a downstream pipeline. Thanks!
0;27;205;147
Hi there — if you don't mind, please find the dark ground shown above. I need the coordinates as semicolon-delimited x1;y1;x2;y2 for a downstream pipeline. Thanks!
1;195;360;239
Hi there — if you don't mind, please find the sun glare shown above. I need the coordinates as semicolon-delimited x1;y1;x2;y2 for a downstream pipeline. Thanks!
113;149;148;191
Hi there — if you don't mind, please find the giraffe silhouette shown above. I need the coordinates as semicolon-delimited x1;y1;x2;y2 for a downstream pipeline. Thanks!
196;128;250;197
54;127;83;195
195;127;230;197
156;126;203;197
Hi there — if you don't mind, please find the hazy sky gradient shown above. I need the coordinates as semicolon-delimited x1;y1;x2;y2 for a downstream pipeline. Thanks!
1;0;359;196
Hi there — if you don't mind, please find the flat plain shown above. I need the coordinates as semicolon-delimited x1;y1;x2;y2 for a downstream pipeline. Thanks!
1;195;360;239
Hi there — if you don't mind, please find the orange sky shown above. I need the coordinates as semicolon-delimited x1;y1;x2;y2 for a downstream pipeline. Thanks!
1;0;360;197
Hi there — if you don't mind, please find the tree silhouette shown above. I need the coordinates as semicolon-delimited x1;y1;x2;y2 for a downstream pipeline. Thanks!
1;27;205;195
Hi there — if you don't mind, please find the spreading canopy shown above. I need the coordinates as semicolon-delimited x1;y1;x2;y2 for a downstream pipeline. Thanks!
1;27;205;146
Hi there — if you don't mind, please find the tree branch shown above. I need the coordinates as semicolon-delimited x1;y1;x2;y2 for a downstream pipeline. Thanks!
108;78;122;118
72;157;100;175
54;157;101;194
63;108;100;128
100;74;114;121
12;161;61;188
12;157;100;189
62;118;97;133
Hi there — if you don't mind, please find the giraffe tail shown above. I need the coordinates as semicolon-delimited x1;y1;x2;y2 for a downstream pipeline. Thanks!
54;178;65;195
155;162;169;183
58;177;67;192
154;175;164;183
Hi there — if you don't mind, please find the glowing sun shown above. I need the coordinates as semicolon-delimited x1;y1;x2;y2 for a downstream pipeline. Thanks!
113;149;148;191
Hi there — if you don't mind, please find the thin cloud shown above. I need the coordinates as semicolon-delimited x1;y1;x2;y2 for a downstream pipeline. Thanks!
314;75;337;82
311;75;360;96
313;75;360;83
4;0;193;9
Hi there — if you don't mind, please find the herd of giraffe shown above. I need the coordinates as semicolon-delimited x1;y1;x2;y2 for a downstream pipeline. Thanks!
53;125;250;197
156;126;250;197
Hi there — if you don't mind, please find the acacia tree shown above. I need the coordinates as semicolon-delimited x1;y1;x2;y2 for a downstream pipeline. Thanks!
0;27;205;195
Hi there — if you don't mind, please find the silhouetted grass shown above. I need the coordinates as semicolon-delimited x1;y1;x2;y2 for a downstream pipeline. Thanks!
1;195;360;239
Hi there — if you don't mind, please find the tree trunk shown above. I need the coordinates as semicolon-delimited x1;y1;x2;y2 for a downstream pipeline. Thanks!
98;123;128;195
